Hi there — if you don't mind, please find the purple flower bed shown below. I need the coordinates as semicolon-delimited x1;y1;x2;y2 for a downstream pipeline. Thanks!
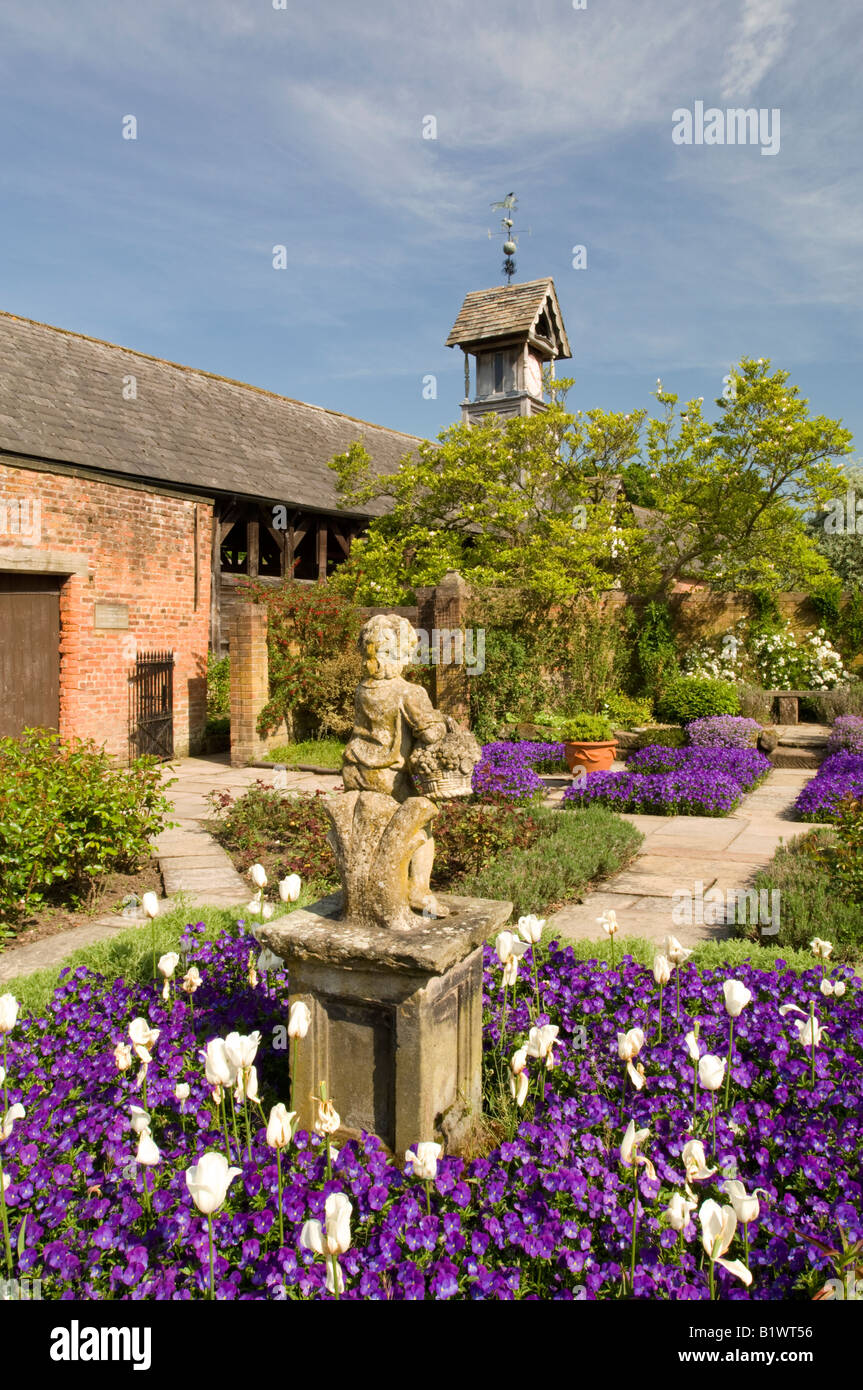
826;716;863;757
472;741;566;802
626;745;771;793
794;751;863;822
687;717;762;749
562;745;771;815
0;923;859;1300
563;767;746;816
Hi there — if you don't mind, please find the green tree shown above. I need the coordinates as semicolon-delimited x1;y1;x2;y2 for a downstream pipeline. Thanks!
327;386;651;604
631;359;851;593
808;460;863;589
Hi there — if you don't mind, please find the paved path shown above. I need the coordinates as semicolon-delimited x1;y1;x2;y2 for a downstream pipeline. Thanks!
0;747;822;979
545;768;819;949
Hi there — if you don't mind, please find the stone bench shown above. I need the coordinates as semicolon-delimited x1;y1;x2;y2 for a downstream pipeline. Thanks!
764;690;821;725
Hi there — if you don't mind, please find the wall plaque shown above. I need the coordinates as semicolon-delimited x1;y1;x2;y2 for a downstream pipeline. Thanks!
94;601;130;630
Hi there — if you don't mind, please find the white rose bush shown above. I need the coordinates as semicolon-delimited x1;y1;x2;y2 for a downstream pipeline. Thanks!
0;914;858;1300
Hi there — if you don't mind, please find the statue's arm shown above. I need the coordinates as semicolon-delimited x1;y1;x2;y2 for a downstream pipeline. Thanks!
402;685;447;745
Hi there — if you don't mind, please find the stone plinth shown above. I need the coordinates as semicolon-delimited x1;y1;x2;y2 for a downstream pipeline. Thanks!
257;892;512;1155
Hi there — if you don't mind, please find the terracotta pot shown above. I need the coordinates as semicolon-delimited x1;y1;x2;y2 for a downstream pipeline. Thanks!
563;739;618;774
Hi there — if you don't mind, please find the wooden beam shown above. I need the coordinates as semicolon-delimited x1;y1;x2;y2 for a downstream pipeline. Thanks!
210;512;221;653
247;519;260;578
316;519;327;581
330;523;351;556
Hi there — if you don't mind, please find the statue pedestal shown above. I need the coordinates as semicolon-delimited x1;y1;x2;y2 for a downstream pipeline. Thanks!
257;892;512;1155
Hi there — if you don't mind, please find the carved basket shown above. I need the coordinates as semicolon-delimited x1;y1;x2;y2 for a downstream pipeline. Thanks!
410;769;474;800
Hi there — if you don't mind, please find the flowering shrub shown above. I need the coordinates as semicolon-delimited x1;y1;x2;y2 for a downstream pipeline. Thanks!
656;677;740;724
687;716;762;749
793;752;863;822
826;716;863;757
0;925;859;1299
683;620;850;692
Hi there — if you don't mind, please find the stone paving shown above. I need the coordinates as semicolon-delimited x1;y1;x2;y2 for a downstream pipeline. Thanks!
0;743;822;978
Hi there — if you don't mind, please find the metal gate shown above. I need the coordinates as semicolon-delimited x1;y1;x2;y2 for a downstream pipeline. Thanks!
129;650;174;760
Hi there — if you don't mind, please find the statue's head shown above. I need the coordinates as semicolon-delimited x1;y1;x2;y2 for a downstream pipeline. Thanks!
358;614;418;680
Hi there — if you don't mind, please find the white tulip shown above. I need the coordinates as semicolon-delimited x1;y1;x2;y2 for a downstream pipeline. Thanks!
665;1190;697;1231
300;1191;353;1257
204;1038;238;1089
157;952;180;980
722;980;752;1018
597;910;618;937
136;1131;161;1167
278;874;302;903
665;935;693;966
1;1173;9;1194
246;898;263;916
249;864;268;889
288;1001;311;1040
224;1031;261;1074
234;1065;259;1104
698;1054;726;1092
495;931;529;969
809;937;833;960
114;1042;133;1072
128;1018;160;1051
405;1141;442;1181
257;948;282;974
681;1139;716;1183
795;1015;826;1048
820;978;834;997
141;892;160;920
129;1105;151;1136
684;1030;701;1062
509;1069;529;1106
699;1198;752;1285
653;954;672;986
516;915;545;945
526;1024;559;1069
834;981;846;997
324;1260;345;1295
182;967;202;995
314;1097;340;1136
175;1083;191;1103
186;1151;242;1216
0;1103;25;1142
617;1028;645;1061
0;995;19;1035
722;1179;768;1226
620;1119;656;1178
261;903;275;920
266;1103;297;1150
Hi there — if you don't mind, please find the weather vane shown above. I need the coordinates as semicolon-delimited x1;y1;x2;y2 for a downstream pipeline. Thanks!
488;193;529;284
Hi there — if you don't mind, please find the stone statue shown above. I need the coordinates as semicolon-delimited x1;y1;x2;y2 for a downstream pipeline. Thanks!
326;613;480;930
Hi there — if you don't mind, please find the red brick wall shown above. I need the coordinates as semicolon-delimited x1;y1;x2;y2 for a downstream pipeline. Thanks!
0;461;211;761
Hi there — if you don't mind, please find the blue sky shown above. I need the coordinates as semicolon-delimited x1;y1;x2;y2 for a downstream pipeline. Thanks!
1;0;861;461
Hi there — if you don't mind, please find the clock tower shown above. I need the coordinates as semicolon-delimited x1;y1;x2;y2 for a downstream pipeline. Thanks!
445;277;571;425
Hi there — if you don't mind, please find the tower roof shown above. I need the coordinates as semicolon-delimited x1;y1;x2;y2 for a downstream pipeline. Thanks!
445;277;571;359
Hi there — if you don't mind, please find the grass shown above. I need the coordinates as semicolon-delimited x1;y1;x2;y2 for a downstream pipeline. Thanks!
263;739;345;769
734;827;863;964
1;884;324;1017
454;805;643;919
544;933;823;976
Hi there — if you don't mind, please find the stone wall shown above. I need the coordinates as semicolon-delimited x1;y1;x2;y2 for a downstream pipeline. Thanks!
0;460;210;760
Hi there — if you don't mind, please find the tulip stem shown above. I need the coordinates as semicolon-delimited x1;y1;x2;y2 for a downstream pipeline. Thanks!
708;1257;715;1301
809;1003;816;1089
500;984;509;1051
141;1167;151;1218
207;1213;215;1301
220;1094;232;1164
425;1180;431;1218
532;952;541;1020
675;970;680;1025
151;922;157;984
724;1018;734;1111
291;1039;298;1113
228;1090;241;1159
0;1150;12;1276
618;1068;627;1123
243;1091;251;1160
711;1094;717;1157
743;1224;750;1269
188;993;195;1036
276;1148;284;1247
330;1253;340;1301
629;1162;638;1292
2;1035;8;1111
657;984;663;1045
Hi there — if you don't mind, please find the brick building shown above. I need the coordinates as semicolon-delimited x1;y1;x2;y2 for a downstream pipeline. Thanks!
0;313;420;760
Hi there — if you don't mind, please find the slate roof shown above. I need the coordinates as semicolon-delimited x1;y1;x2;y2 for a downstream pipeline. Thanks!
0;312;424;516
445;278;571;358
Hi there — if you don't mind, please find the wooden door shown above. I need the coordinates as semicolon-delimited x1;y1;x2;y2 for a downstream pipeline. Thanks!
0;574;61;737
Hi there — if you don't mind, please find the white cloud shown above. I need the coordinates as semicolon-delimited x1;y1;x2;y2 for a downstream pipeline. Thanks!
721;0;796;100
